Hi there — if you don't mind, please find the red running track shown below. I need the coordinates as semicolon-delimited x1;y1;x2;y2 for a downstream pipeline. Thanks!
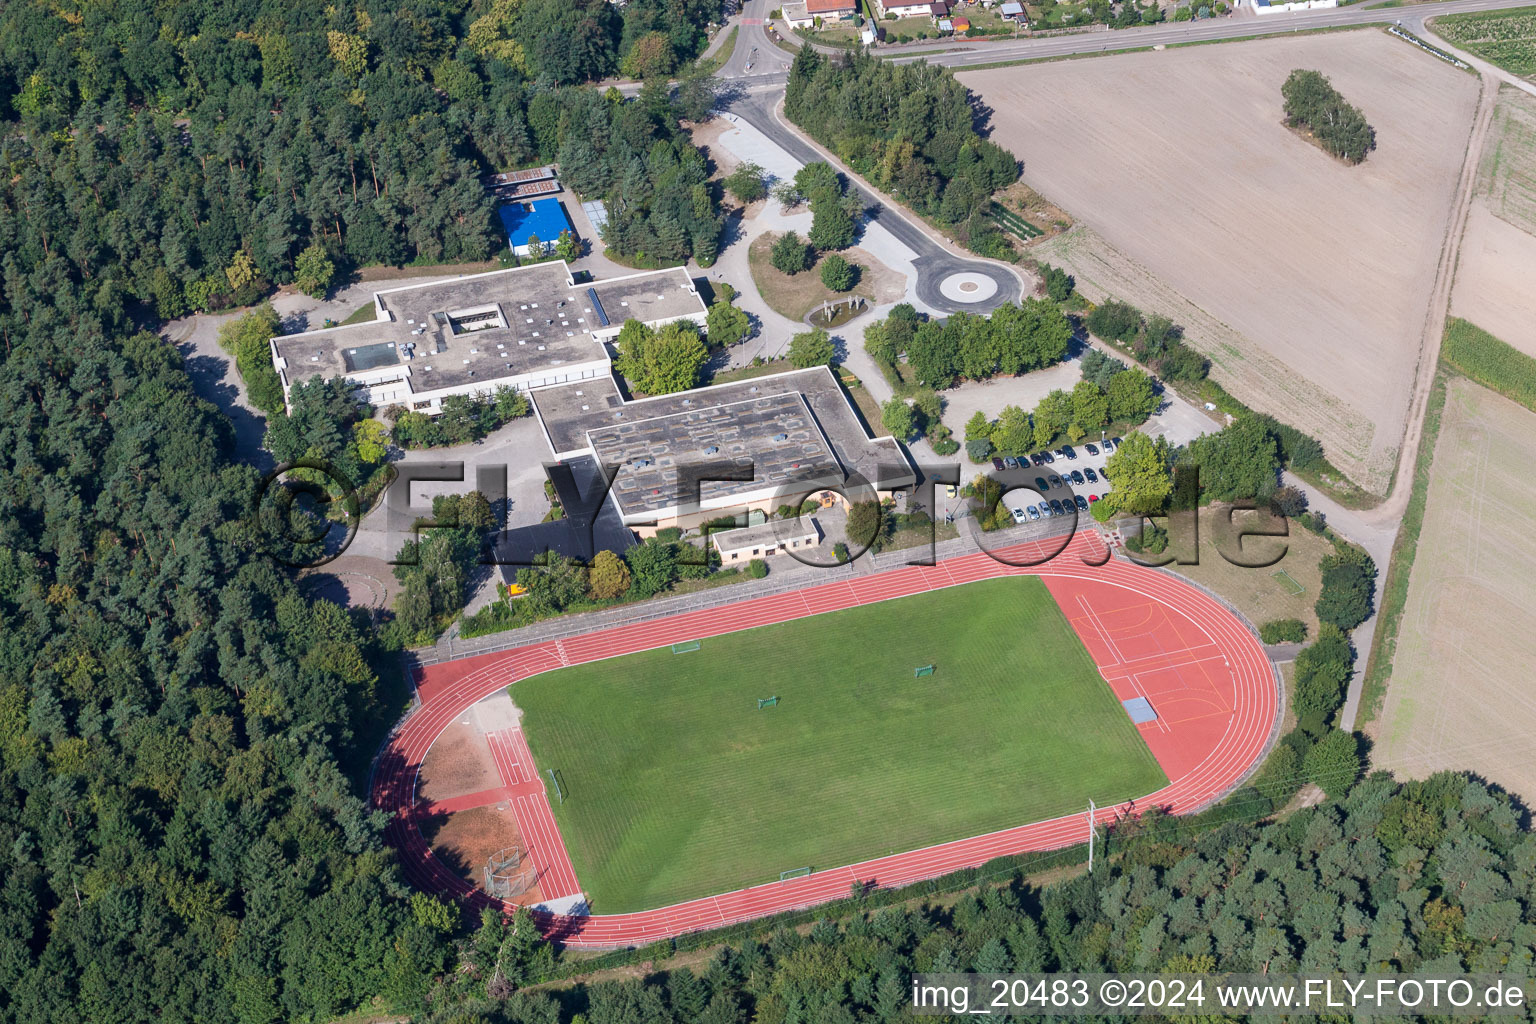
371;532;1278;948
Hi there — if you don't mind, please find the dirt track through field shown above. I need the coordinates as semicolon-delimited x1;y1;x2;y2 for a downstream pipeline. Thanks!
962;31;1482;495
1370;380;1536;804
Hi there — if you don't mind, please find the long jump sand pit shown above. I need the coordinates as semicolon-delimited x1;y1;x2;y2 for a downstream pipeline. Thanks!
1371;379;1536;804
960;31;1481;494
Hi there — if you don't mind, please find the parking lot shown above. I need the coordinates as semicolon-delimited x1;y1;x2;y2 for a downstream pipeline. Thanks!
925;439;1121;544
994;438;1120;524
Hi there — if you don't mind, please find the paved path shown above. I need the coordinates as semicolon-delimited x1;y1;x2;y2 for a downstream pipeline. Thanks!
375;531;1277;947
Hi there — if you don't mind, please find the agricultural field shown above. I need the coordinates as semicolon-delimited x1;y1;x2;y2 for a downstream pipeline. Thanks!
1370;378;1536;804
960;31;1481;495
514;577;1166;913
1451;87;1536;357
1433;6;1536;81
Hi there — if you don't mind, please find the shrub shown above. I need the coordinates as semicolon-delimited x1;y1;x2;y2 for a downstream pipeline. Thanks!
1304;729;1361;799
747;558;769;579
724;161;768;204
1040;262;1074;302
1124;521;1168;555
218;304;288;416
1269;485;1308;518
966;437;994;463
770;231;812;275
1293;623;1352;720
789;328;836;369
819;253;856;291
1085;300;1142;345
832;541;850;563
1315;558;1374;631
1259;618;1308;644
881;398;915;440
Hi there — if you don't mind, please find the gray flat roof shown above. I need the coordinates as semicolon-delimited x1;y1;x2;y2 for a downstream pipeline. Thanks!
588;268;705;329
712;517;820;552
272;262;603;393
592;392;842;515
271;263;703;396
532;367;915;517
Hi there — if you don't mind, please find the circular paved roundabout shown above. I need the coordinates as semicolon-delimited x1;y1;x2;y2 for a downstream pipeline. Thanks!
374;532;1278;947
938;272;1000;304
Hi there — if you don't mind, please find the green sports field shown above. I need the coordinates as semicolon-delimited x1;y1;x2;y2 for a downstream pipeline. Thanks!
514;576;1166;913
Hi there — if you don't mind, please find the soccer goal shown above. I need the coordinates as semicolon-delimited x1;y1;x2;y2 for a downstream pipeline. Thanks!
757;696;779;709
484;845;538;900
914;664;935;678
1271;570;1305;596
779;866;812;882
671;640;702;654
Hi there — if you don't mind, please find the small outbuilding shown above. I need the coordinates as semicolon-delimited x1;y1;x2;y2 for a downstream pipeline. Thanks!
499;198;573;257
711;518;823;564
999;1;1025;17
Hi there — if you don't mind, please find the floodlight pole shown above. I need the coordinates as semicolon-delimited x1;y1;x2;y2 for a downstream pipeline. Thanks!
1087;799;1096;873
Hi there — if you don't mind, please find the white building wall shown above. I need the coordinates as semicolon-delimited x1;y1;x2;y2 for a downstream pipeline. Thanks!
1249;0;1336;13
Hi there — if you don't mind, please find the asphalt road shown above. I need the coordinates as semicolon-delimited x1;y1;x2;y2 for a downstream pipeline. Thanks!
717;0;1027;313
891;0;1532;67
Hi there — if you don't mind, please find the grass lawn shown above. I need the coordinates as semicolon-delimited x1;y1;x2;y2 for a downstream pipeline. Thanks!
1160;505;1334;635
747;234;901;321
514;576;1166;912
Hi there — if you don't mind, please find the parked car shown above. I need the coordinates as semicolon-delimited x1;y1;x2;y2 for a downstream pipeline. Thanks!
1003;456;1018;469
1041;450;1055;464
1111;436;1124;447
1084;467;1099;483
1070;469;1085;485
1088;493;1100;503
1030;453;1045;466
1035;476;1049;493
992;457;1005;471
946;483;959;498
1075;494;1089;512
1061;445;1077;460
1049;474;1063;489
1101;438;1116;453
1049;499;1065;515
1011;507;1028;524
1027;505;1041;521
1085;443;1099;456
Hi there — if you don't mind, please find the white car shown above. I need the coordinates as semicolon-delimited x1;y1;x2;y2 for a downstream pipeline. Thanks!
1011;507;1028;524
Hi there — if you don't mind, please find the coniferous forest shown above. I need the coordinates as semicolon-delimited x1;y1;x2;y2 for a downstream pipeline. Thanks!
2;3;1536;1023
0;0;726;322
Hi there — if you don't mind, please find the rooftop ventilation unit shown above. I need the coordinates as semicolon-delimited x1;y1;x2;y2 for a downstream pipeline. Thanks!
773;433;788;442
704;445;719;455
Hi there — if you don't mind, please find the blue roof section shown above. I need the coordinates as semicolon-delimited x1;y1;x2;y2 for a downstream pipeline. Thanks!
1122;697;1158;724
498;198;573;250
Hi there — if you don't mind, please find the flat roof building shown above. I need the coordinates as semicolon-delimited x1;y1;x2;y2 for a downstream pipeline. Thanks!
531;366;915;530
269;261;704;415
713;518;822;564
499;198;574;256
